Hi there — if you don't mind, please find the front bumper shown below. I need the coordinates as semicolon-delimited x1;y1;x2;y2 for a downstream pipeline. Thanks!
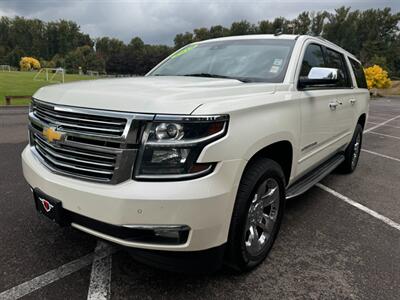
22;146;244;251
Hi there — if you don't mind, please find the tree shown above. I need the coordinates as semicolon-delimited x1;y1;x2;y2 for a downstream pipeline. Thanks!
143;44;173;73
293;12;311;34
5;48;26;67
230;20;257;35
209;25;230;38
20;57;41;71
258;20;273;34
193;27;210;42
50;54;65;68
323;7;360;54
95;37;125;59
310;11;328;36
364;65;391;91
2;9;400;77
125;37;145;74
174;32;193;49
65;45;104;73
271;17;289;33
356;8;400;76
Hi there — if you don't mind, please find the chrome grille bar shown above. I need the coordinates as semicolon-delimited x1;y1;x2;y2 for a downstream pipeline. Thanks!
34;110;125;134
32;100;127;137
34;105;126;126
34;134;115;161
35;138;115;168
35;147;114;175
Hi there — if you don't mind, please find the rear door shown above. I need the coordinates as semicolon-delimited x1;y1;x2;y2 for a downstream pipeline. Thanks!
323;47;355;140
348;57;370;125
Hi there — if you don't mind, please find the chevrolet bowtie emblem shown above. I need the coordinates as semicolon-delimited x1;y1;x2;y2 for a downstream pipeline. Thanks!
43;127;64;142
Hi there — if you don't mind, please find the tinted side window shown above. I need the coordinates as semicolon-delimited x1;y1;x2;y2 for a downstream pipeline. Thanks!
300;44;325;77
325;48;351;88
349;58;368;89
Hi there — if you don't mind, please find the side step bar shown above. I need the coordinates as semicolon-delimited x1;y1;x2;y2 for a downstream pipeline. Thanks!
286;154;345;199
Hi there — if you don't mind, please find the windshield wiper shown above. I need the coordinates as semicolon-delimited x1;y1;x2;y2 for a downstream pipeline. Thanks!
182;73;251;83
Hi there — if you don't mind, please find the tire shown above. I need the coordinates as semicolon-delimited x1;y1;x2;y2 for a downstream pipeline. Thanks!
225;158;286;272
339;124;363;174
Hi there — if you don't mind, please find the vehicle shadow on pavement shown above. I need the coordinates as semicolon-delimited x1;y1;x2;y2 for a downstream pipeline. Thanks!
108;189;368;299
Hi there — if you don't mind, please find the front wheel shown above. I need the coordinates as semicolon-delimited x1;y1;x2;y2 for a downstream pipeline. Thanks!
226;158;285;272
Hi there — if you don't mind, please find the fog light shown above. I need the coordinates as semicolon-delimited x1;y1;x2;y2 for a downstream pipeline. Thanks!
153;226;190;244
122;224;190;245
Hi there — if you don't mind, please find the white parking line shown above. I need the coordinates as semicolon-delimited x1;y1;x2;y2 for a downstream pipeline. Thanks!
364;115;400;133
366;131;400;140
367;115;393;121
316;184;400;231
368;113;400;119
0;246;114;300
87;241;113;300
367;121;400;130
362;149;400;163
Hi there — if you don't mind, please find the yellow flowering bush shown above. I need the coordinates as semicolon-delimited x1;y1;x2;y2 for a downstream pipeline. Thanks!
364;65;391;90
19;57;41;71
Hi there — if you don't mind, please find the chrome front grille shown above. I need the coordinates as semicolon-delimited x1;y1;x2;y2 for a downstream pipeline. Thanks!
29;98;154;183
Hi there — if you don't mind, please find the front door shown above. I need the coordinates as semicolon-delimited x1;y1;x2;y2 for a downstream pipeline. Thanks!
296;42;354;175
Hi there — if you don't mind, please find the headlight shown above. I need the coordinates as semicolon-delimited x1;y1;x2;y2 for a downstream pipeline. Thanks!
134;114;229;180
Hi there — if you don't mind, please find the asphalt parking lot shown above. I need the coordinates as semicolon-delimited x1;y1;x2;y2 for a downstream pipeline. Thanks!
1;97;399;300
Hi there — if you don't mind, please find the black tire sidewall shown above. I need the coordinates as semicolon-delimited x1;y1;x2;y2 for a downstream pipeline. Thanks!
226;158;286;271
343;124;363;172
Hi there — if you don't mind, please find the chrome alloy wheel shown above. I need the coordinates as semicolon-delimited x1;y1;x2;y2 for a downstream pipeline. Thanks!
244;178;280;256
351;132;361;169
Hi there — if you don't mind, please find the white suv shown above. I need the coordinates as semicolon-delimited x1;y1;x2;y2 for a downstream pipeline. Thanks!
22;34;369;272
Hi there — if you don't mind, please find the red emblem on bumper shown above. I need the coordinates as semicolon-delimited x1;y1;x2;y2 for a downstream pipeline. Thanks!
38;197;54;213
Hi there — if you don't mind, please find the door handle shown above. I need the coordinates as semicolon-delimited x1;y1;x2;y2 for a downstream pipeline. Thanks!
329;101;340;110
350;98;357;105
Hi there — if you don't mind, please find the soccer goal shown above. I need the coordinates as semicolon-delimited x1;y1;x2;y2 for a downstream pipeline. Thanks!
87;70;100;77
34;68;65;83
0;65;11;72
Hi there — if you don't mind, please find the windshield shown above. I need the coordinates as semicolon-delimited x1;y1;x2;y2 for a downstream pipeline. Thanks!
149;39;295;83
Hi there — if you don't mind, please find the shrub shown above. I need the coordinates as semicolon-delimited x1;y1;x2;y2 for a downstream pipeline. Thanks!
364;65;391;90
20;57;41;71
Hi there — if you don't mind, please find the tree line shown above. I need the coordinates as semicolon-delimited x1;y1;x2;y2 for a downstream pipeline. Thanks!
0;7;399;76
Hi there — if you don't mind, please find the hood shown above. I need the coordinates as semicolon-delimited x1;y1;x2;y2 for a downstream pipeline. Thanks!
33;76;277;114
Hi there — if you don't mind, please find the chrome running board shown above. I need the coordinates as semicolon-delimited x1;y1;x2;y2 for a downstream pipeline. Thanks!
286;154;345;199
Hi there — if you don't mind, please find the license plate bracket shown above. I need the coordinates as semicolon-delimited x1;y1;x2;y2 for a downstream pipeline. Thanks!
33;189;68;226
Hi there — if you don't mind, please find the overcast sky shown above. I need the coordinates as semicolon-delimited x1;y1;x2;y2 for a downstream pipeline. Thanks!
0;0;399;45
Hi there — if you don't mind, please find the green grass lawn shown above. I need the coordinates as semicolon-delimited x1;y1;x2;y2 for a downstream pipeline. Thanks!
0;71;98;105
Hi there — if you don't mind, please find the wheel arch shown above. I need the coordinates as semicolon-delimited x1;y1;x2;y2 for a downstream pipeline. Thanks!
244;140;293;185
357;113;367;129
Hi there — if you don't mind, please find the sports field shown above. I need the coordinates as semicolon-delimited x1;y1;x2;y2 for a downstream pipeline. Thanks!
0;71;98;105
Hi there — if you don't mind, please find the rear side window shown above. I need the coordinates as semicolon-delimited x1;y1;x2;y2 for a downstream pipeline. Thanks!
349;58;368;89
324;48;351;88
300;44;325;77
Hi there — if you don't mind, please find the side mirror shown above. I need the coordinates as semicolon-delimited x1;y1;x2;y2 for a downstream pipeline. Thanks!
299;67;339;89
